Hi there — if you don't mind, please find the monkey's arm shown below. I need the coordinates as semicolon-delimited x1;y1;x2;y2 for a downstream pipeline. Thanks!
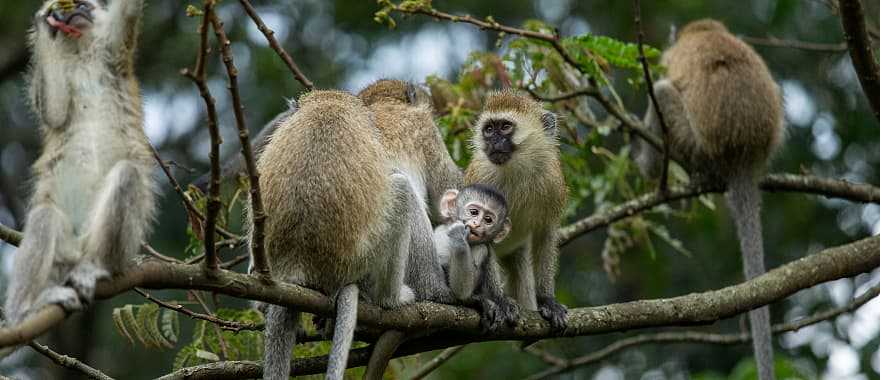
532;227;567;330
103;0;144;53
634;79;695;177
443;222;479;301
471;246;519;330
29;31;70;130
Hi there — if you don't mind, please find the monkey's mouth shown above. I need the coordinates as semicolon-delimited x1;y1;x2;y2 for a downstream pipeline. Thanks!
487;151;512;165
46;7;93;39
466;229;484;243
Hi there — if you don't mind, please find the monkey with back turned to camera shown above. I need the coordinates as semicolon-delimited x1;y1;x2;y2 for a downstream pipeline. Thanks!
465;90;569;329
434;184;519;330
632;19;784;380
255;88;449;380
3;0;154;329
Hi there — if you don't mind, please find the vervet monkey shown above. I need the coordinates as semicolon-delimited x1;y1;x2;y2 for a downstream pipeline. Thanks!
465;90;569;330
256;90;435;380
633;19;784;380
435;185;518;330
357;79;463;380
356;79;462;302
4;0;154;326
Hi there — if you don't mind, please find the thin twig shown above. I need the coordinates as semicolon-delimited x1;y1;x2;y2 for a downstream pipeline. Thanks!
839;0;880;124
237;0;314;90
633;0;670;193
0;222;22;246
143;243;183;264
151;144;237;241
525;280;880;379
134;288;262;332
28;341;114;380
410;345;467;380
740;35;848;52
386;3;588;75
208;11;271;278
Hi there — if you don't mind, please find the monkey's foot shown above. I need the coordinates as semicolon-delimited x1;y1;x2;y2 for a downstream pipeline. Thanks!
537;296;567;330
35;286;83;314
66;262;110;306
474;297;502;332
495;296;520;328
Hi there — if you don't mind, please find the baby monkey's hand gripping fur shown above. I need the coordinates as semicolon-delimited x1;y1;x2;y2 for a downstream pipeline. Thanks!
4;0;154;327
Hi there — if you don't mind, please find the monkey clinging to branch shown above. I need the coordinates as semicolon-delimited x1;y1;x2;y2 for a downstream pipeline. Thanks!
633;19;785;380
4;0;155;327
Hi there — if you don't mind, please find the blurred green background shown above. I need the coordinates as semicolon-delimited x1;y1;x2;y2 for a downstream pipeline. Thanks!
1;0;880;379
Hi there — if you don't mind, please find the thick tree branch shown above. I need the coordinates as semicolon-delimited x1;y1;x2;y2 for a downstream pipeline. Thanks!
207;12;270;278
238;0;314;90
2;232;879;348
560;174;880;245
526;280;880;379
28;341;114;380
839;0;880;124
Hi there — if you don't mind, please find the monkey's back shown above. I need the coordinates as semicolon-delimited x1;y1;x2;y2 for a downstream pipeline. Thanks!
257;91;391;291
663;23;784;174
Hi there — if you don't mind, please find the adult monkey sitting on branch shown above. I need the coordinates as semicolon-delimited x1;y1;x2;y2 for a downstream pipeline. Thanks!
633;19;785;380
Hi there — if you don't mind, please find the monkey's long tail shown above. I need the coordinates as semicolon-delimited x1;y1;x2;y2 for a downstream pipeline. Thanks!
364;330;406;380
326;284;359;380
262;304;300;380
725;174;775;380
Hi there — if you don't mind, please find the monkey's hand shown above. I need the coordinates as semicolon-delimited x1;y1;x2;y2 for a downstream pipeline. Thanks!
471;295;502;332
447;221;469;247
66;261;110;307
537;295;567;331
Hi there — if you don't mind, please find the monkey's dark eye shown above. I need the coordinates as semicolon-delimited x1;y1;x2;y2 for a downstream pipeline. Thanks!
483;216;493;224
482;126;494;137
76;2;88;9
500;123;513;134
468;208;479;216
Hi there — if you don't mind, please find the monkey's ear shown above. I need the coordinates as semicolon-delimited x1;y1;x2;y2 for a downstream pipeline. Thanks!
405;83;418;105
439;189;459;221
540;112;558;138
494;218;512;244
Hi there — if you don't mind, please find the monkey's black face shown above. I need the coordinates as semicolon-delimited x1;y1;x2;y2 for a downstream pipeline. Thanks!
481;119;516;165
43;0;96;39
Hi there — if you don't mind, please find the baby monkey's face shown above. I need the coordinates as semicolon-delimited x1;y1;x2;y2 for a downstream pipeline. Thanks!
459;201;506;244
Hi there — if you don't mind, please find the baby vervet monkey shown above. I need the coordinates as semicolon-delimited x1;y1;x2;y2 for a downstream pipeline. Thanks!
434;184;518;330
633;19;784;380
4;0;154;327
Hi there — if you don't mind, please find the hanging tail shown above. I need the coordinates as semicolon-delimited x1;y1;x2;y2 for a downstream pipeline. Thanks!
262;304;300;380
326;284;359;380
726;174;775;380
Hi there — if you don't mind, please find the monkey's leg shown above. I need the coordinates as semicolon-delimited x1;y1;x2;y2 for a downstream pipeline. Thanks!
74;160;153;301
532;229;567;330
4;204;79;325
326;285;358;380
446;223;478;301
262;304;300;380
502;245;537;311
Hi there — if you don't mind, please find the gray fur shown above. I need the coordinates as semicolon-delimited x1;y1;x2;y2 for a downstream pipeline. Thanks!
326;285;358;380
262;304;299;380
